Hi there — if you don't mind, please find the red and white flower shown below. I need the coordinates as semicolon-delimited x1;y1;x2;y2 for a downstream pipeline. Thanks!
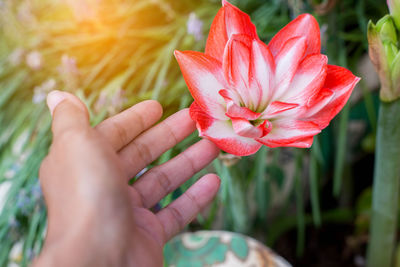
175;1;360;156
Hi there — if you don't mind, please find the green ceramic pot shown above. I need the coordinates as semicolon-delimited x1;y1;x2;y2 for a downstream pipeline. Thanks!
164;231;291;267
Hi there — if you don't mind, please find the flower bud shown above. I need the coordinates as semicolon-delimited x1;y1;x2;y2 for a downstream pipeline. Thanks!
387;0;400;28
377;15;397;43
391;52;400;97
368;16;400;101
385;42;398;66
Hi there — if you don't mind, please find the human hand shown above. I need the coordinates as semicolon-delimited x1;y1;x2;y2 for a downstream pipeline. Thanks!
33;91;220;267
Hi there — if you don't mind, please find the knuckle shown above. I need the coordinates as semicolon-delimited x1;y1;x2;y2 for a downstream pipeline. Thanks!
133;111;146;131
112;120;129;146
181;152;196;176
132;141;153;165
184;191;200;213
168;206;185;230
163;121;179;145
153;168;172;196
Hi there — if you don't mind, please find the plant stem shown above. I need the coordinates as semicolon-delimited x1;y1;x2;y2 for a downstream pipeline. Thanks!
333;103;350;197
224;164;250;233
310;145;321;227
368;99;400;267
255;147;269;221
295;150;305;257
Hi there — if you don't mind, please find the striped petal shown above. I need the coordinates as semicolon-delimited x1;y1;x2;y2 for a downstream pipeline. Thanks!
261;101;299;119
282;136;314;148
190;102;262;156
189;101;215;135
223;35;252;107
231;118;264;138
305;65;360;128
302;88;335;118
219;89;261;120
175;50;228;120
257;119;321;148
268;14;320;58
250;39;275;109
273;37;307;98
205;0;258;62
278;54;327;105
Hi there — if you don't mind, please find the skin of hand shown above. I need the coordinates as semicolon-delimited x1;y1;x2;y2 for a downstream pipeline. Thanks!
33;91;221;267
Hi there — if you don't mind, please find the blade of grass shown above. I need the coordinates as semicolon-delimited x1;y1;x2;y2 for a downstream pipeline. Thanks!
295;149;305;256
0;71;28;109
360;80;377;132
152;29;185;100
21;207;42;266
254;146;269;221
333;103;350;197
310;144;321;227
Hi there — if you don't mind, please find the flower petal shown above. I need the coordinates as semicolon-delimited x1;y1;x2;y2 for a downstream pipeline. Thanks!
190;102;262;156
302;88;335;117
256;119;321;148
223;35;252;107
250;39;275;109
231;117;263;138
205;0;258;62
273;37;307;97
305;65;360;128
268;14;321;58
175;50;228;120
261;101;299;119
189;101;215;134
277;54;328;104
219;89;261;120
283;136;315;148
206;121;263;156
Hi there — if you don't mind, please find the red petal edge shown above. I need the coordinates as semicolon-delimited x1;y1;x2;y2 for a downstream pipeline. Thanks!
268;14;320;58
306;65;361;128
190;102;262;156
205;1;258;62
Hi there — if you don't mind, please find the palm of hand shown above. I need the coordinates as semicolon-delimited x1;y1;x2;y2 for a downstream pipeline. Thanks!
37;92;220;267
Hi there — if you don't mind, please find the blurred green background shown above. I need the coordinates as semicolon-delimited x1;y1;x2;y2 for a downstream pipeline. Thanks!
0;0;388;266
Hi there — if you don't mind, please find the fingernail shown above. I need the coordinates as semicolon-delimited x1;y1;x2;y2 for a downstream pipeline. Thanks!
46;90;66;116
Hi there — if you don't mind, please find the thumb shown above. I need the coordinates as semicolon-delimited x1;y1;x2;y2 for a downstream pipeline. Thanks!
47;90;90;139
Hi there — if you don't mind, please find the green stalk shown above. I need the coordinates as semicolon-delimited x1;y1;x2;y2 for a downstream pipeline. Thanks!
295;150;305;257
223;164;250;233
309;145;321;227
333;103;350;197
367;99;400;267
254;146;269;221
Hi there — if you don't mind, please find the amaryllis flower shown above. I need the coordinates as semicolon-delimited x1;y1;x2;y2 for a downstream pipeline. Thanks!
175;1;360;156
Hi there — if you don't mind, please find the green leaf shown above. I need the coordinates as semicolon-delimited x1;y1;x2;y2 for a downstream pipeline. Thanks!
266;165;284;190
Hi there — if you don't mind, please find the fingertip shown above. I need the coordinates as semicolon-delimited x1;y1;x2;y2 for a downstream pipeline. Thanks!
163;108;196;133
49;91;90;137
47;90;68;116
198;173;221;194
209;173;221;187
178;108;195;125
47;90;88;117
143;100;163;118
